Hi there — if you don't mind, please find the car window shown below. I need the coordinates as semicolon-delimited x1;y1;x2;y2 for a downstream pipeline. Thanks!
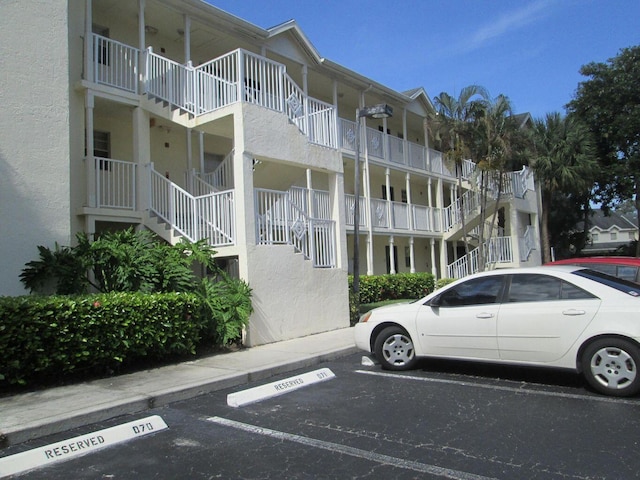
584;263;617;277
617;266;639;283
437;276;504;307
573;269;640;297
506;274;595;302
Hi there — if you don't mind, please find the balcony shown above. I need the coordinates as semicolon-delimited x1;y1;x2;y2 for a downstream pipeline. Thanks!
89;34;337;149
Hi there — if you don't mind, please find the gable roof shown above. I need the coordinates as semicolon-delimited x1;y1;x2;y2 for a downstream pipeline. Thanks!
587;209;639;232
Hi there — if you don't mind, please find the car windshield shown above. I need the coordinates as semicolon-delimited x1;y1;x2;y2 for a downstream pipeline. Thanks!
572;269;640;297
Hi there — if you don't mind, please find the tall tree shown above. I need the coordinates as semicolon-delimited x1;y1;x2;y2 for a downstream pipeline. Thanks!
471;94;528;269
431;85;489;257
530;113;598;263
568;45;640;256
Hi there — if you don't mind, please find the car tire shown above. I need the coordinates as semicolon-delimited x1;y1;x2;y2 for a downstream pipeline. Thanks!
581;338;640;397
374;326;417;371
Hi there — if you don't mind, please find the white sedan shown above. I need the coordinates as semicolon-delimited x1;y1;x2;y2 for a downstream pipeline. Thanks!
354;266;640;397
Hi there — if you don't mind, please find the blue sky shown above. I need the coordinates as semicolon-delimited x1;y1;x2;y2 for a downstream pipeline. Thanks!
206;0;639;119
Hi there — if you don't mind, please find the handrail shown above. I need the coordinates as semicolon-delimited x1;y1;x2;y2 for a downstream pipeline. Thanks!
254;188;336;267
150;167;235;246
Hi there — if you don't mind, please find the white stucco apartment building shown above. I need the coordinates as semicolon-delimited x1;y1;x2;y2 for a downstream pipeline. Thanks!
0;0;542;345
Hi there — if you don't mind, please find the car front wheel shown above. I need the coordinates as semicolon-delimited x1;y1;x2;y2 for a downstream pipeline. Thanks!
581;338;640;397
374;326;417;371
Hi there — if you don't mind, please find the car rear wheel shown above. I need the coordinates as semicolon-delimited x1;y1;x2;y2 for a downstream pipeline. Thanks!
581;338;640;397
374;326;417;371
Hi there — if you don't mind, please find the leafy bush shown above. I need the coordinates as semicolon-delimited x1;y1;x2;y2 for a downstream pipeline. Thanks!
8;230;254;387
349;273;435;305
20;229;219;295
348;272;435;325
198;275;253;346
0;293;205;386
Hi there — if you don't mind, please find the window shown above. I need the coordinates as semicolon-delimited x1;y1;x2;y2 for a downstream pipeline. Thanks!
436;276;504;307
573;269;640;296
405;246;410;268
591;233;599;242
381;186;394;201
611;232;618;240
401;189;407;203
506;274;594;302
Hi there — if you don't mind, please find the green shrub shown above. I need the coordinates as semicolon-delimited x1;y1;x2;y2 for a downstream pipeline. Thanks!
348;272;435;325
0;293;205;386
198;276;253;346
349;272;434;305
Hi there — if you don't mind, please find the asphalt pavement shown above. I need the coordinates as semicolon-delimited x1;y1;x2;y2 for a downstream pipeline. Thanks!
0;327;357;448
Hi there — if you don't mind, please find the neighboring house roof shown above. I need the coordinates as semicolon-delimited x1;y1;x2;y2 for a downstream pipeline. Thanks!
580;209;639;254
512;112;533;129
587;209;639;232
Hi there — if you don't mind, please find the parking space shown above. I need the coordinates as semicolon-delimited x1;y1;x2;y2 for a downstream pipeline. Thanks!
3;353;639;479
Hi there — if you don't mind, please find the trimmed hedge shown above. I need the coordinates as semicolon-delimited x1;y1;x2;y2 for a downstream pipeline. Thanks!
349;272;435;305
348;272;435;324
0;292;206;386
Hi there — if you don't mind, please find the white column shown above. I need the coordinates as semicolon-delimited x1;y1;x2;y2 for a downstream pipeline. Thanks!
427;178;434;231
84;0;93;84
405;172;412;230
85;92;95;207
183;15;191;63
306;168;313;216
198;131;205;173
186;128;193;190
430;238;438;277
138;0;146;93
385;168;391;226
389;235;396;274
132;107;151;212
409;236;416;273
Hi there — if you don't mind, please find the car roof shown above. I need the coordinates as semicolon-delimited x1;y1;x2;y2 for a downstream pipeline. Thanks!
545;257;640;267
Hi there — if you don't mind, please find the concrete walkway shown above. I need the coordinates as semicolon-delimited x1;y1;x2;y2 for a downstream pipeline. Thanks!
0;327;357;448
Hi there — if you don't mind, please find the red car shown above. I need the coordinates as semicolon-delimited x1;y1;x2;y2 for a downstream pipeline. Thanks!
546;257;640;284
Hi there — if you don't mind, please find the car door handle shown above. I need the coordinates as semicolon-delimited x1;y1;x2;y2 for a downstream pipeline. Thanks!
563;309;586;316
476;313;495;319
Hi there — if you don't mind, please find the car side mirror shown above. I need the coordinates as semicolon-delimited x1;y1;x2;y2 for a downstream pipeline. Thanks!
427;294;441;308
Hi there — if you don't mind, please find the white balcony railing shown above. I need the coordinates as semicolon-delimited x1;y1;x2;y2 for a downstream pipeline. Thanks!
94;157;137;210
93;34;139;93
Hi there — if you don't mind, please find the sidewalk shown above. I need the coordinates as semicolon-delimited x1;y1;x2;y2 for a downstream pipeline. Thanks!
0;327;357;448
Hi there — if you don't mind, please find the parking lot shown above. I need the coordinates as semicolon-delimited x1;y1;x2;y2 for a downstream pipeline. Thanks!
3;352;639;479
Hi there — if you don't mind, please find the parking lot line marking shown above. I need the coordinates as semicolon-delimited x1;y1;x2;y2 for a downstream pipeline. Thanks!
207;416;498;480
227;368;335;407
0;415;168;478
355;370;640;405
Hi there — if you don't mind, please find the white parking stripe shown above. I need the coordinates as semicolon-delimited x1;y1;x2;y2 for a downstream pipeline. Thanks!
207;416;498;480
356;370;640;405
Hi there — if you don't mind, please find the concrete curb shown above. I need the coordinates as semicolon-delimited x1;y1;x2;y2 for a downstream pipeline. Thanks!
0;328;357;448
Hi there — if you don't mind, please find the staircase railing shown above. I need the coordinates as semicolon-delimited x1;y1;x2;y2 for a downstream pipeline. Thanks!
255;188;336;268
150;167;235;247
519;225;536;261
447;236;514;278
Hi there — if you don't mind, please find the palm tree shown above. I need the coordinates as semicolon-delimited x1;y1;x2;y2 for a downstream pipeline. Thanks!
471;94;528;269
431;85;489;258
531;113;598;263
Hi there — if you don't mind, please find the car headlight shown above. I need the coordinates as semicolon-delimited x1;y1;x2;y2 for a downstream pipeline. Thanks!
359;311;372;323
